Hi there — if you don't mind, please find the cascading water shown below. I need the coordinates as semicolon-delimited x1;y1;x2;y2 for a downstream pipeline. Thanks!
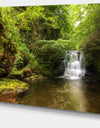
63;51;85;79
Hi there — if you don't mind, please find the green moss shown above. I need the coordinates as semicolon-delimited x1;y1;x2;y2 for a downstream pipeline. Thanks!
0;78;29;94
12;70;23;75
8;69;24;79
8;68;32;79
23;74;44;84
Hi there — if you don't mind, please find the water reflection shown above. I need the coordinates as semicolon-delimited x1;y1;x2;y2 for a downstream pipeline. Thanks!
16;79;100;113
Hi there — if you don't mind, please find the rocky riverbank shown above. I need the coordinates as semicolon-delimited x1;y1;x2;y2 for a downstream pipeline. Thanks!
0;67;45;95
0;78;29;94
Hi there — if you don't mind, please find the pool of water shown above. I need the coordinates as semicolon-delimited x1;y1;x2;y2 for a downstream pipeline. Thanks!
15;78;100;113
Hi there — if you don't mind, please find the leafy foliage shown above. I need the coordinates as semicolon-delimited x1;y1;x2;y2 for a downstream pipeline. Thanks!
0;4;100;76
67;4;100;48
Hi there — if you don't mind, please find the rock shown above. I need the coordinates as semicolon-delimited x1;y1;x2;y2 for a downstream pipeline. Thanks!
0;78;29;94
8;68;32;79
23;74;44;84
23;68;32;77
8;70;24;80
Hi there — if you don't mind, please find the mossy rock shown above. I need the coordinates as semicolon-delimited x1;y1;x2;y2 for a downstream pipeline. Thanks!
8;70;24;80
23;74;44;84
0;78;29;94
8;68;32;80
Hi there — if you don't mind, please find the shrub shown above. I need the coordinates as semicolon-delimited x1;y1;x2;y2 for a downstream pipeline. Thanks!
33;39;70;76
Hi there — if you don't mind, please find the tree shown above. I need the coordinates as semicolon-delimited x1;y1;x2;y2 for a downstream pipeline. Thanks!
67;4;100;49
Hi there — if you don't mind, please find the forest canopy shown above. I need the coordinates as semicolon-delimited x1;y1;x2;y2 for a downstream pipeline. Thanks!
0;4;100;77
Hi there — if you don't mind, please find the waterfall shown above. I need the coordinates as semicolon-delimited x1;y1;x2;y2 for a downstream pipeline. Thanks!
63;51;85;79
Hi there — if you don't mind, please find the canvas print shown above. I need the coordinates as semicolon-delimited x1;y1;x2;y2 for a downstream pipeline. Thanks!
0;4;100;114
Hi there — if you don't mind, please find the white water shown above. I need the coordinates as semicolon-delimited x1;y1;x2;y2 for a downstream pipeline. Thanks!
63;51;85;79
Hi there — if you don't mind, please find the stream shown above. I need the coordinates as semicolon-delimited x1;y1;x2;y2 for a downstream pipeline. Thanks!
14;50;100;113
16;78;100;113
0;50;100;113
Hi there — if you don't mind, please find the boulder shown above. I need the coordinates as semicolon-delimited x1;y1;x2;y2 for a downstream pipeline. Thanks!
0;78;29;94
8;70;24;80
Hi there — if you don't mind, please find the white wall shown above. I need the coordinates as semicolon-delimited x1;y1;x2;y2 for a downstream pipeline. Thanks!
0;0;100;7
0;102;100;128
